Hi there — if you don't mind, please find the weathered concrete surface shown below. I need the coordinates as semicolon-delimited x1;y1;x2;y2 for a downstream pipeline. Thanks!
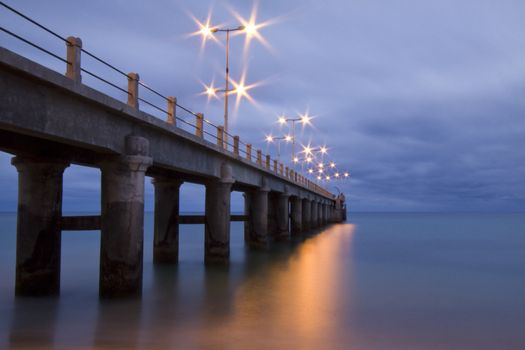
152;178;182;264
275;192;291;241
12;156;69;296
302;199;311;232
0;48;334;202
204;163;234;265
290;196;303;236
99;136;152;298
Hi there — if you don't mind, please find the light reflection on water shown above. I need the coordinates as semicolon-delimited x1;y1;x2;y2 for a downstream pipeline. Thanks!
1;213;525;349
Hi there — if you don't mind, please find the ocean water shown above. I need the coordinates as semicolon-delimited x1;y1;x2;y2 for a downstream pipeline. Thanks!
0;212;524;349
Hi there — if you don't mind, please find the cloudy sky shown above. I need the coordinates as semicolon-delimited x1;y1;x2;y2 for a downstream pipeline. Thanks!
1;0;524;212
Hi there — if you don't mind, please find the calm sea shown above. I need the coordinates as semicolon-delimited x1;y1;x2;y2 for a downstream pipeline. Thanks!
0;212;524;349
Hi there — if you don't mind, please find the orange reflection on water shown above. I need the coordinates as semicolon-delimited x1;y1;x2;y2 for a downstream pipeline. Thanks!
202;224;357;348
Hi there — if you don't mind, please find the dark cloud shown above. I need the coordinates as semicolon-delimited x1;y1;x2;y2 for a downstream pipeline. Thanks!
1;0;524;212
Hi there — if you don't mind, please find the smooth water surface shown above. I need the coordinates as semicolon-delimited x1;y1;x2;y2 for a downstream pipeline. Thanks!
0;212;524;349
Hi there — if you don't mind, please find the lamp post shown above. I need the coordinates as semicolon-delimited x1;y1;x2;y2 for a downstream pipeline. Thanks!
265;134;292;160
278;114;312;168
210;26;245;136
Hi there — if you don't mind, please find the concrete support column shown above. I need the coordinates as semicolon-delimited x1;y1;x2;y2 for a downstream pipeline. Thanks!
152;178;183;264
290;196;303;236
245;180;270;249
12;156;69;296
267;193;278;238
310;201;318;229
302;199;311;232
99;135;152;298
318;202;323;227
275;192;290;241
205;163;235;265
321;203;327;226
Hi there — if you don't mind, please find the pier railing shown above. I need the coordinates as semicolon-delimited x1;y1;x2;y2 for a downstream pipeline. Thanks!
0;1;334;199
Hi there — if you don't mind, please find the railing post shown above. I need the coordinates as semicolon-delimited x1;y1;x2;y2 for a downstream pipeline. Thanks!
233;136;240;156
273;159;278;172
167;96;176;125
127;72;139;108
217;126;224;148
280;163;284;175
246;144;252;161
257;150;262;166
266;155;271;169
196;113;204;138
66;36;82;82
285;166;289;178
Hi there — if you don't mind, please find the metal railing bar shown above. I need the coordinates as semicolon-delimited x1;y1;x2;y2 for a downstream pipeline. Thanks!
81;48;128;78
202;129;217;140
138;81;169;101
175;116;197;129
175;103;198;117
0;2;68;42
138;97;169;115
0;27;69;64
81;68;130;95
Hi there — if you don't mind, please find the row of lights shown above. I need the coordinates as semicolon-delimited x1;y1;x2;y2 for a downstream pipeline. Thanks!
266;114;351;182
191;5;350;184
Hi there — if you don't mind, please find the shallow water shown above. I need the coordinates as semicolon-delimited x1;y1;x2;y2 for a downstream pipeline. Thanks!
0;212;524;349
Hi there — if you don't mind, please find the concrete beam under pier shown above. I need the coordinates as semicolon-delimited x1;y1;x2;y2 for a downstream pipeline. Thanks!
60;215;101;231
179;215;248;224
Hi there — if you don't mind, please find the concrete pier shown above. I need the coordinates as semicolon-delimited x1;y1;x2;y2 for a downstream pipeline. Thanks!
245;180;270;249
152;178;183;264
0;47;347;298
275;192;291;241
204;163;235;265
12;156;69;296
302;199;311;232
99;135;152;298
290;196;303;236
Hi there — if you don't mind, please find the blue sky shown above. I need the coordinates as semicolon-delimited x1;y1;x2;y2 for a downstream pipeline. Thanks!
1;0;524;212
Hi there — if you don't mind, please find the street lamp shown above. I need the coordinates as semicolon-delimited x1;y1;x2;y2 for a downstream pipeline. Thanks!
265;134;292;160
209;25;246;136
278;113;312;168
